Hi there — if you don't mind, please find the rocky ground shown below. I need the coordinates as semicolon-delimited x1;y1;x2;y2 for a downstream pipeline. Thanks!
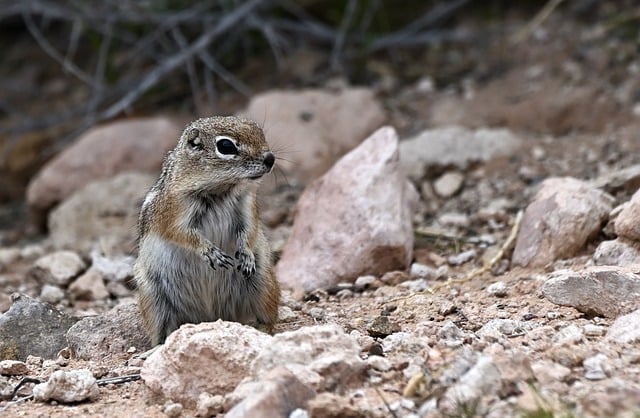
1;7;640;418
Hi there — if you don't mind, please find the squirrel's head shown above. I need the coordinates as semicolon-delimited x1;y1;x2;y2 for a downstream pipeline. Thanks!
173;116;275;193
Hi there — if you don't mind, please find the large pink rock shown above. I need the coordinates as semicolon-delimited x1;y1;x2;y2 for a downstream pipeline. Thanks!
512;177;614;267
141;321;270;407
615;188;640;241
242;88;386;184
26;117;181;222
276;126;413;295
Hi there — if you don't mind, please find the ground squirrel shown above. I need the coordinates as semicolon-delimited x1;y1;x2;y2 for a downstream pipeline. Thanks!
134;116;280;345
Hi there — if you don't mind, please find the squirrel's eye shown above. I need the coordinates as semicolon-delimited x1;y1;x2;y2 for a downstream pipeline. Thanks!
187;129;203;150
216;138;238;155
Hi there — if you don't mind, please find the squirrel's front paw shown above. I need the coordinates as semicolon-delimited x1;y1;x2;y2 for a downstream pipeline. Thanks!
235;249;256;278
202;246;233;270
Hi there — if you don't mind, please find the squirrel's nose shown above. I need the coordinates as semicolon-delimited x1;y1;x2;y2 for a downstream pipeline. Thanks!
263;152;275;170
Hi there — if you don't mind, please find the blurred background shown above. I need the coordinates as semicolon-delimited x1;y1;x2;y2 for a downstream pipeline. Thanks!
0;0;639;242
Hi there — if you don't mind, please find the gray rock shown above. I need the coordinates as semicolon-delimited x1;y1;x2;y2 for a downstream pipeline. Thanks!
0;294;79;360
48;172;156;255
242;88;386;184
163;402;183;418
477;319;527;341
542;266;640;318
593;238;640;267
399;126;522;181
32;369;99;403
366;356;392;372
226;367;315;418
276;127;413;295
32;251;86;286
606;309;640;343
512;177;614;267
66;302;151;360
39;284;65;304
552;324;584;345
437;321;468;348
409;263;437;280
90;252;135;282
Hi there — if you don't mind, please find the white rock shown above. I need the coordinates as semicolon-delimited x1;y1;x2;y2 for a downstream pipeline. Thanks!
448;249;477;266
477;319;527;341
593;238;640;267
433;171;465;197
552;324;584;345
409;263;437;280
583;353;609;380
437;321;468;348
366;356;392;372
278;306;297;322
163;402;183;418
354;275;376;289
615;188;640;240
90;252;135;282
487;281;508;297
276;127;413;294
32;251;86;286
32;369;99;403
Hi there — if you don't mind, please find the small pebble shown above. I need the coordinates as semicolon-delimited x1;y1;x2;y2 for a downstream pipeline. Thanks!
584;354;608;380
196;392;224;417
447;249;477;266
487;281;508;297
410;263;437;280
354;275;376;290
367;355;392;372
583;324;605;337
278;306;297;322
163;401;183;417
39;285;65;304
0;360;29;376
308;307;324;321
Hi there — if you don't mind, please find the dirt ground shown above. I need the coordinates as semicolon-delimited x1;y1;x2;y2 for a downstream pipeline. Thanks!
2;5;640;417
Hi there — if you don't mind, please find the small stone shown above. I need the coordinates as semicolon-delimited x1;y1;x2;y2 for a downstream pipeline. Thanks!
39;284;65;304
441;355;501;413
398;279;429;292
289;409;309;418
437;321;468;348
583;324;605;337
68;268;109;301
278;306;297;322
552;324;584;345
531;360;571;385
32;369;99;403
583;354;608;380
196;393;224;417
477;319;527;341
367;316;401;338
439;212;471;228
32;251;86;286
89;252;134;282
367;356;392;372
433;171;465;198
354;275;376;290
486;281;508;297
409;263;437;280
306;393;362;418
308;307;324;321
0;360;29;376
447;249;477;266
163;402;183;418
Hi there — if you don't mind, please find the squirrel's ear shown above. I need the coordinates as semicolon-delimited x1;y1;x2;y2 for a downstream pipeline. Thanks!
185;128;203;151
